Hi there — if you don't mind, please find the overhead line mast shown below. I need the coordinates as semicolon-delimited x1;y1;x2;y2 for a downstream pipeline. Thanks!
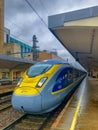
32;35;38;61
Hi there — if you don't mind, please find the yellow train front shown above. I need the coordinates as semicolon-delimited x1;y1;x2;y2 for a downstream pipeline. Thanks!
12;59;86;114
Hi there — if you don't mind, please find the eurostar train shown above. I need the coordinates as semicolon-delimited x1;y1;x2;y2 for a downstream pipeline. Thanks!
12;59;86;114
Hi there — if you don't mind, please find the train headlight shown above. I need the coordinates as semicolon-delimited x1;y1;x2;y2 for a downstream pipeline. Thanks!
36;77;47;88
17;78;23;87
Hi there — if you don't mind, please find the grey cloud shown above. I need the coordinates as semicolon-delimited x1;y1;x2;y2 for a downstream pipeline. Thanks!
5;0;98;60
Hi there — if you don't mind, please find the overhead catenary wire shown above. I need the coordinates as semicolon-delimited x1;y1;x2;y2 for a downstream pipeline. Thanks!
5;16;32;44
0;27;32;46
10;33;32;46
5;0;49;46
24;0;48;28
5;17;25;37
5;0;68;57
5;0;55;42
5;16;33;42
5;0;38;44
39;0;49;16
24;0;59;41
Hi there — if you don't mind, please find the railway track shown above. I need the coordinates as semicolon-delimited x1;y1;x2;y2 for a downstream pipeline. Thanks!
2;89;76;130
0;95;12;112
2;84;80;130
0;101;11;112
0;95;11;103
2;113;52;130
2;96;71;130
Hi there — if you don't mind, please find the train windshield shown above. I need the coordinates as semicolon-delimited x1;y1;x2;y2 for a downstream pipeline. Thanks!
27;64;52;77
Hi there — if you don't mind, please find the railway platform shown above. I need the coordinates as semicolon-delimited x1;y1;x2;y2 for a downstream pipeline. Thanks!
51;77;98;130
0;84;15;96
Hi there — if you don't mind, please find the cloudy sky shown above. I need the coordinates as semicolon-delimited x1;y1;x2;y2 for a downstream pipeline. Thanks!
4;0;98;62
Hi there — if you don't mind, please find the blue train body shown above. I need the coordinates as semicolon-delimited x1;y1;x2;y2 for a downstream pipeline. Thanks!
12;59;86;114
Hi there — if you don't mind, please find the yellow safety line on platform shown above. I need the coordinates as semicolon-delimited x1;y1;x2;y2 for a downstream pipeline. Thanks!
51;89;76;130
70;78;86;130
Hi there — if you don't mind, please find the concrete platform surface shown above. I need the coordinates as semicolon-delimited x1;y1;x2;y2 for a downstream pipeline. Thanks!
75;78;98;130
52;78;98;130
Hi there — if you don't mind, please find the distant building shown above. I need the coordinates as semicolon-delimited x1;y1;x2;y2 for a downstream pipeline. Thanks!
10;37;32;58
37;50;60;61
24;50;62;61
0;0;4;54
4;27;10;43
4;27;62;61
4;27;32;58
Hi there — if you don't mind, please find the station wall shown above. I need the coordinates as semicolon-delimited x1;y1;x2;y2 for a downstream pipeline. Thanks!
0;0;4;54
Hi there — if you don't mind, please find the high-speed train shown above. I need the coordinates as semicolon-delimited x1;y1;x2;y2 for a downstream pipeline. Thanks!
11;59;86;114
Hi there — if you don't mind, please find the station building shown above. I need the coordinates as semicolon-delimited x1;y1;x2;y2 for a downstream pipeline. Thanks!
0;0;63;81
0;27;33;80
4;28;32;58
0;0;4;54
0;28;61;80
1;27;61;80
24;50;61;61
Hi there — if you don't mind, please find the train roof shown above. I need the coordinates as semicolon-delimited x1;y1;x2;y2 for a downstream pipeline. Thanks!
37;59;69;65
36;59;87;72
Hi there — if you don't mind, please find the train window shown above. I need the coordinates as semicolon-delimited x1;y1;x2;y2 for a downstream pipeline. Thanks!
27;64;52;77
64;73;68;79
73;69;79;79
68;69;73;82
56;71;68;82
52;69;69;92
36;77;47;88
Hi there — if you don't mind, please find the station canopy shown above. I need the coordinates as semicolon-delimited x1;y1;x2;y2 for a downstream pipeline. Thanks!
0;54;33;69
48;6;98;71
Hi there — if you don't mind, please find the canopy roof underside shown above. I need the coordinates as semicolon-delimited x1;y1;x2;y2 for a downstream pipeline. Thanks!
49;6;98;71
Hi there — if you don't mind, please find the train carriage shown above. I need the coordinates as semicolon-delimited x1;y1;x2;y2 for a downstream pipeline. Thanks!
12;59;86;114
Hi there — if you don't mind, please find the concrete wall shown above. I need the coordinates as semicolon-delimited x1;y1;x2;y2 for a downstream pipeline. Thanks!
24;52;33;60
37;51;60;61
24;51;62;61
90;67;98;78
0;68;25;81
0;69;9;79
3;43;21;58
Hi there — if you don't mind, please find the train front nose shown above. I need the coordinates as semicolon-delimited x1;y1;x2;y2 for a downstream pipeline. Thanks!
11;93;42;114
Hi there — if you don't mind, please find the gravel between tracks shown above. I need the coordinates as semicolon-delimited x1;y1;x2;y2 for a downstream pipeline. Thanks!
0;107;23;129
